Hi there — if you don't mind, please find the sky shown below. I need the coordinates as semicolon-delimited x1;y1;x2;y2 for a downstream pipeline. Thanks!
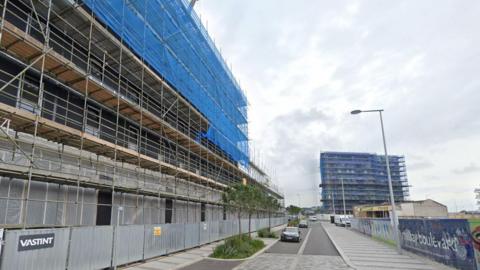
194;0;480;211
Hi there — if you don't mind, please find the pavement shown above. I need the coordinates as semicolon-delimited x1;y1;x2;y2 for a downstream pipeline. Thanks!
123;224;285;270
322;222;455;270
122;242;220;270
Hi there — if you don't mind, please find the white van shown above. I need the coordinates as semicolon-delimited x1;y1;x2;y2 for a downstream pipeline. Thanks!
334;215;351;227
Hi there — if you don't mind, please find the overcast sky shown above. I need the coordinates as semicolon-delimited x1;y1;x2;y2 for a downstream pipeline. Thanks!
195;1;480;211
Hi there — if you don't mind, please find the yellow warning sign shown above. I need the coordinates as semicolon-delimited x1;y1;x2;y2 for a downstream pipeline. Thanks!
153;226;162;236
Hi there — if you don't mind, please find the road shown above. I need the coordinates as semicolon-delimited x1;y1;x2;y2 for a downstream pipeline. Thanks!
179;221;351;270
236;222;349;270
266;222;339;256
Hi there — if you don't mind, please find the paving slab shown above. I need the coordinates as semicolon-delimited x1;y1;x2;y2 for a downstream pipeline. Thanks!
322;222;455;270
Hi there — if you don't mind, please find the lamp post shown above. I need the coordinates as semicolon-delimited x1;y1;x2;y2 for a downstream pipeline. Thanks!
341;178;347;215
331;187;336;215
350;109;402;254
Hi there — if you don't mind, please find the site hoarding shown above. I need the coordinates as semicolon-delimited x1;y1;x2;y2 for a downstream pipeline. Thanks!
399;219;477;270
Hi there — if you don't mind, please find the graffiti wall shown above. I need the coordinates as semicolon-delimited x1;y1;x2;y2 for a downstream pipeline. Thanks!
470;219;480;270
351;218;395;244
399;219;477;270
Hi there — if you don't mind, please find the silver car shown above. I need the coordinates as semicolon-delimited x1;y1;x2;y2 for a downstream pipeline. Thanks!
281;227;301;242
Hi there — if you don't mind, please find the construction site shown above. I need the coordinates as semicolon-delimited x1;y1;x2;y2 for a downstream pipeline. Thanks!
0;0;284;269
319;151;409;214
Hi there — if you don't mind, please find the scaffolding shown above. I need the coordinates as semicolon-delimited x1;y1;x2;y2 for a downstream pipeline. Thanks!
319;151;409;214
83;0;249;166
0;0;282;228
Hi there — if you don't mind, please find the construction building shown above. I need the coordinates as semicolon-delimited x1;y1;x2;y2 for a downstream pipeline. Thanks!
0;0;283;229
319;151;409;214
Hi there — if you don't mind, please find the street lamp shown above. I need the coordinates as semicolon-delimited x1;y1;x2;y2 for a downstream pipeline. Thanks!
350;109;402;254
340;178;347;215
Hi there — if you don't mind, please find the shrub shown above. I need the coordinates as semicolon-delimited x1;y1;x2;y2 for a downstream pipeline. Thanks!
257;228;277;238
288;219;299;227
211;235;265;259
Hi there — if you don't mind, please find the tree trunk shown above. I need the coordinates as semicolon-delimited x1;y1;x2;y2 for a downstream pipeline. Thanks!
238;211;241;237
268;211;271;232
248;213;252;238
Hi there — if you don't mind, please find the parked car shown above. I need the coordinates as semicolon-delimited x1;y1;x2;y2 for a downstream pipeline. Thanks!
298;220;308;228
281;227;301;242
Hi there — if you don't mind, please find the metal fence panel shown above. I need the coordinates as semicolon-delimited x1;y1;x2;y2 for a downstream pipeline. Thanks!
184;223;200;249
0;217;287;270
209;221;220;242
143;224;167;259
114;225;144;266
0;228;69;270
241;219;249;234
68;226;113;270
219;220;232;238
231;219;239;236
199;222;209;244
169;223;185;253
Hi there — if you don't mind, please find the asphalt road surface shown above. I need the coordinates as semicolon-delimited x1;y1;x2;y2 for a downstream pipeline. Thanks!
303;222;339;255
178;222;345;270
266;222;339;256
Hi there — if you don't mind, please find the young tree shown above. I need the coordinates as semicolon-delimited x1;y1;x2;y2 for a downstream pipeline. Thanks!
286;205;302;216
222;183;264;238
222;183;250;237
245;185;263;238
262;195;281;231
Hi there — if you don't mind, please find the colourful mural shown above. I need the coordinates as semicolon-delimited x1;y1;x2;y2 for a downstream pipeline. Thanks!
399;219;477;270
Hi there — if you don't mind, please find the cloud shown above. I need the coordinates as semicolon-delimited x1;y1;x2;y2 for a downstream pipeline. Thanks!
453;163;480;175
195;1;480;209
409;161;434;171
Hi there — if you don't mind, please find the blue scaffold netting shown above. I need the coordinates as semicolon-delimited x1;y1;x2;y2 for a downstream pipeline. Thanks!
83;0;249;166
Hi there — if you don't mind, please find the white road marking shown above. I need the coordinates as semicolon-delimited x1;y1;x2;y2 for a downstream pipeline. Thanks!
287;228;313;270
298;228;312;255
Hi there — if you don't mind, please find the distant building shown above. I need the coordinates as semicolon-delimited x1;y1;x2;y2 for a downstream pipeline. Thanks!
320;151;409;214
449;210;480;219
353;199;448;218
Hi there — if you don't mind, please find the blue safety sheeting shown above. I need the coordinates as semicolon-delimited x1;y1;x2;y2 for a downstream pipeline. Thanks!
83;0;249;166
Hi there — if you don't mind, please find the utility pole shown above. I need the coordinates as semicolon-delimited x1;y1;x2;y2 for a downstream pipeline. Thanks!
341;178;347;215
331;185;336;215
351;109;402;254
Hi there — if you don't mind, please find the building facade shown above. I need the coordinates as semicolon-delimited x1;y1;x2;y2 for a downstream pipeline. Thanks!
320;151;409;214
353;199;448;218
0;0;282;229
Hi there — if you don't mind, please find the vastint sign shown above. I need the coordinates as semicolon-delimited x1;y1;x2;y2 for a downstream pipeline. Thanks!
18;233;55;251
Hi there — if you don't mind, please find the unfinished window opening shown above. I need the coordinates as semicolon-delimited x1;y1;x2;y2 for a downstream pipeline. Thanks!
165;199;173;224
127;125;139;151
201;203;206;222
86;105;100;137
18;73;39;113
